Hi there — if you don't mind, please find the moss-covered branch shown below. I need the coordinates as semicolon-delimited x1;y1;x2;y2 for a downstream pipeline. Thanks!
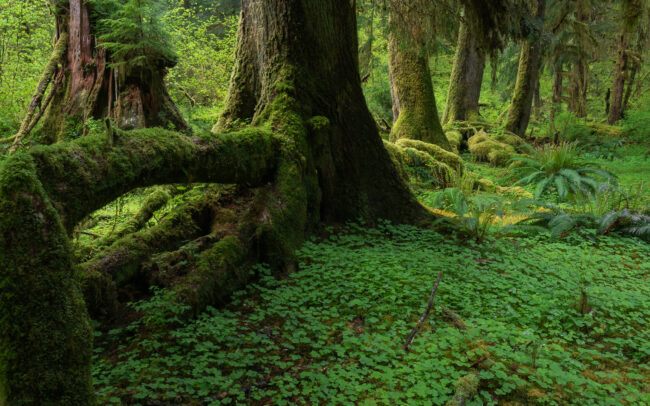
29;127;280;233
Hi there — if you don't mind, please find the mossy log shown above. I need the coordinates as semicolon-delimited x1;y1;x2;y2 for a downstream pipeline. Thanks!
395;138;464;174
585;123;623;137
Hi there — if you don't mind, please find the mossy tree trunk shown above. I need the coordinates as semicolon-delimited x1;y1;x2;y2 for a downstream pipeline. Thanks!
38;0;186;142
504;0;546;137
1;1;427;403
442;17;486;124
608;28;628;124
568;58;588;118
387;9;450;149
550;61;563;136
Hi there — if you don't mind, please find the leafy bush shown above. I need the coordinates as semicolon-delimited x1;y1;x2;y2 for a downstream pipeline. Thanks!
164;6;238;108
599;209;650;241
553;111;591;142
621;108;650;141
511;199;650;241
509;143;617;201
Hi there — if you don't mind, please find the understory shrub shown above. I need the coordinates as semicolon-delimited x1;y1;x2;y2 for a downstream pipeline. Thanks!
508;143;617;201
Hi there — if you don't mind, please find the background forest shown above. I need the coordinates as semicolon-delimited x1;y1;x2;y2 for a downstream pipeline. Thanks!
0;0;649;405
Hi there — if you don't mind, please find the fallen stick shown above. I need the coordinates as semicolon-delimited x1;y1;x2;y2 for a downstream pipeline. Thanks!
403;271;443;351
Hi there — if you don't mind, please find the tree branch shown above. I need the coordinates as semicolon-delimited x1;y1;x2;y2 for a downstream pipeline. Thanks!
403;271;443;351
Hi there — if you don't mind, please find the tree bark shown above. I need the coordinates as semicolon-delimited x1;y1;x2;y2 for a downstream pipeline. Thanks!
442;17;486;124
568;58;588;118
550;62;563;137
504;0;546;137
387;9;450;149
0;2;428;402
608;28;628;124
39;0;187;142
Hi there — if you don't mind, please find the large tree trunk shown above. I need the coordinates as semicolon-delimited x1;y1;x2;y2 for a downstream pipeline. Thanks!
39;0;187;142
0;2;427;402
504;0;546;137
442;16;486;124
386;10;450;149
219;0;425;222
608;27;628;124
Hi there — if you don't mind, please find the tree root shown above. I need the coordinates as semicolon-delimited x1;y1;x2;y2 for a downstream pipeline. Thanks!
96;186;175;248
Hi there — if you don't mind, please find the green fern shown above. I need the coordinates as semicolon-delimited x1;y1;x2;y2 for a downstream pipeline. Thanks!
509;143;617;201
432;188;503;242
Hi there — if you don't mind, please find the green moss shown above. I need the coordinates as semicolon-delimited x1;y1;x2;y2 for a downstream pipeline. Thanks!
468;133;516;167
382;140;409;183
395;138;464;174
0;153;93;404
446;373;479;406
445;130;463;152
28;126;279;232
175;235;248;314
488;149;514;166
492;131;525;146
388;31;450;150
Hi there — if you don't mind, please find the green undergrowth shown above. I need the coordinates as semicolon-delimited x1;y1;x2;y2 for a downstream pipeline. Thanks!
92;222;649;405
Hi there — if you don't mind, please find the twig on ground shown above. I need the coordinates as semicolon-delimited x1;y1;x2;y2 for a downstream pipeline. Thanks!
403;271;443;351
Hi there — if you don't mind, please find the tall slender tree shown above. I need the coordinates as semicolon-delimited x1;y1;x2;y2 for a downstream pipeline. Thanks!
608;0;648;123
386;3;450;149
442;8;486;124
504;0;547;137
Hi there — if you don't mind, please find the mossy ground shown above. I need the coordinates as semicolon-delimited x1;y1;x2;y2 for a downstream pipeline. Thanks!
91;223;649;405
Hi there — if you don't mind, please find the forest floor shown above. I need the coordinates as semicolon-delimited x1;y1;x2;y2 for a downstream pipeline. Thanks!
89;143;650;405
